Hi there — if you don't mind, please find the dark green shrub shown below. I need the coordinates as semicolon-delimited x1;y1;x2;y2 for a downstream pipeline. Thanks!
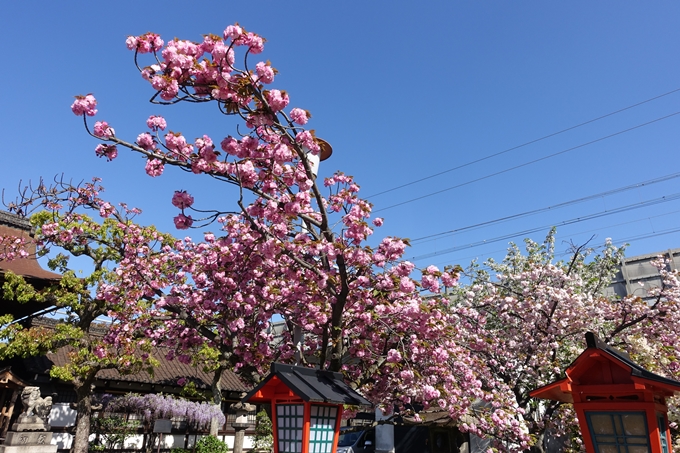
196;435;229;453
253;410;273;452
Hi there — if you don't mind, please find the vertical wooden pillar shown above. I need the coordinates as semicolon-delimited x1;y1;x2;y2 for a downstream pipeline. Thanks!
301;402;311;453
1;388;21;438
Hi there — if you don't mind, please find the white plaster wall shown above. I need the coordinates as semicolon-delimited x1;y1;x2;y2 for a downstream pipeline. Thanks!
51;432;254;450
123;434;145;449
44;404;255;451
51;432;72;449
49;402;77;428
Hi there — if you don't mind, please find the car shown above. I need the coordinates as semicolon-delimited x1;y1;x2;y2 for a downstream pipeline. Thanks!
336;424;463;453
336;427;375;453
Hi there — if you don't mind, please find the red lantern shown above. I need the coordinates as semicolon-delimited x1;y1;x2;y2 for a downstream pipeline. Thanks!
531;333;680;453
244;363;372;453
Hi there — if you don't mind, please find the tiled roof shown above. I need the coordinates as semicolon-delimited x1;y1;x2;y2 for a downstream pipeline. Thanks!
25;317;249;393
0;212;60;320
27;345;250;393
0;212;61;281
245;362;372;407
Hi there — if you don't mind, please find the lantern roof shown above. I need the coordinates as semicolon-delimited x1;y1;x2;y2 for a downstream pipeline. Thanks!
530;332;680;403
243;363;372;407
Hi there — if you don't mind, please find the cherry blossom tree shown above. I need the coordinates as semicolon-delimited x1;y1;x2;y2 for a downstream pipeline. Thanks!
21;21;680;453
0;181;175;453
67;23;533;449
448;231;680;452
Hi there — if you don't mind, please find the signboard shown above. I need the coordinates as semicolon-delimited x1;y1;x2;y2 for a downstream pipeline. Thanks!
153;419;173;434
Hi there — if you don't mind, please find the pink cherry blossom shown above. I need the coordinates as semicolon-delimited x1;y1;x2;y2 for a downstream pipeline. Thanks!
99;202;115;218
171;191;194;209
223;24;243;40
93;121;115;139
387;349;402;363
173;213;193;229
95;144;118;161
71;94;97;116
255;62;275;84
128;32;164;53
137;133;155;151
265;89;289;112
295;130;319;153
399;277;416;293
146;115;167;131
242;32;264;54
289;108;309;125
145;158;164;177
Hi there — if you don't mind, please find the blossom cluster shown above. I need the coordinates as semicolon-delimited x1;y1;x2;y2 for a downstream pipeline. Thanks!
445;235;680;450
104;393;225;429
65;24;669;453
0;236;29;261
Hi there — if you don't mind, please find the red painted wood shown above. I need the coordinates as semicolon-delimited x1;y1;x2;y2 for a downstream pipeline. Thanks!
531;342;680;453
301;402;311;453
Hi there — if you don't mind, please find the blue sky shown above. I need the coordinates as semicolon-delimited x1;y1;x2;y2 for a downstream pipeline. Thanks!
2;1;680;272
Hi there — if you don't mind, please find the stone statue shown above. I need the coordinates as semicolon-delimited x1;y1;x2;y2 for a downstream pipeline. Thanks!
3;387;57;452
20;388;51;418
11;387;52;432
33;396;52;420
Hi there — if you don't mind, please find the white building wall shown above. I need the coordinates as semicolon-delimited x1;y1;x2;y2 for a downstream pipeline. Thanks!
45;404;253;450
49;403;77;428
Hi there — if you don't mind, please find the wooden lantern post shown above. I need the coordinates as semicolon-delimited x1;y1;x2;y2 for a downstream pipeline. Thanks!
531;332;680;453
243;363;371;453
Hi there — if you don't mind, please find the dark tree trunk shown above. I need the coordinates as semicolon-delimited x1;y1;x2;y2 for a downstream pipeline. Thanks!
72;378;95;453
210;367;224;436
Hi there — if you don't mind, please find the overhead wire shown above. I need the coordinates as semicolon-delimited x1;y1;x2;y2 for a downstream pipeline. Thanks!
419;211;680;270
408;192;680;261
367;87;680;199
410;171;680;244
374;110;680;213
434;226;680;278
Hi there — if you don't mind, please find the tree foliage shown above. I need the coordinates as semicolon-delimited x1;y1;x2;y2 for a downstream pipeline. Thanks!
5;20;680;453
65;22;485;432
0;189;173;453
448;231;680;451
253;409;273;452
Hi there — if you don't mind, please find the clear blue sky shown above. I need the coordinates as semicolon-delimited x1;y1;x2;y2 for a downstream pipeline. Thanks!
2;1;680;271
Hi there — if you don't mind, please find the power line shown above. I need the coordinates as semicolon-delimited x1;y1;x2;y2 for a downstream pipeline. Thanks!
456;227;680;274
410;171;680;244
408;192;680;261
375;110;680;213
421;212;680;268
367;87;680;199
